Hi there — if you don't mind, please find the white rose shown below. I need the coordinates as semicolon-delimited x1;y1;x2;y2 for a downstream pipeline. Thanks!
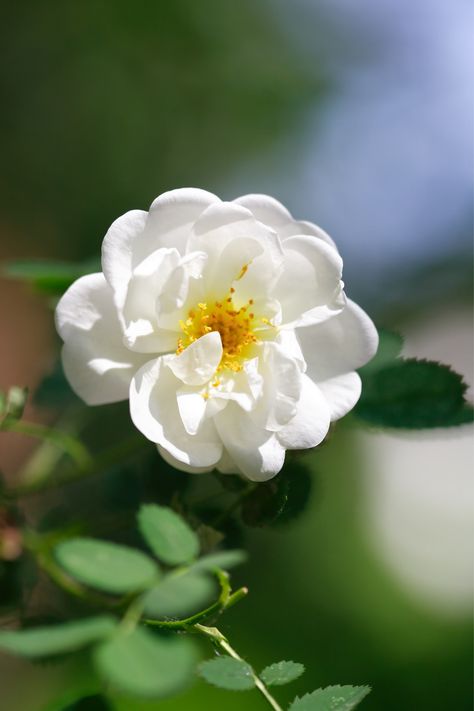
55;189;378;481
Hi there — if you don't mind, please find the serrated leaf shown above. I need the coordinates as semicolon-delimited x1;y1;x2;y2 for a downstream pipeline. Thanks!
190;550;247;572
143;571;216;619
94;627;196;698
55;538;159;594
289;685;371;711
0;616;116;658
198;656;255;691
260;660;305;686
137;504;199;565
4;258;100;296
241;462;312;527
356;358;474;429
359;329;403;374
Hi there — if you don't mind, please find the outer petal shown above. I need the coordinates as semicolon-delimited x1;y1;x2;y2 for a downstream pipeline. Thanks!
277;375;331;449
55;274;147;405
297;299;379;381
318;372;362;421
234;194;337;249
135;188;220;262
130;356;223;468
101;209;148;311
274;236;344;328
214;403;286;481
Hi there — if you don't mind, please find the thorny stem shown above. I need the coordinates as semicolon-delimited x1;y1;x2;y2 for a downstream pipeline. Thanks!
195;624;284;711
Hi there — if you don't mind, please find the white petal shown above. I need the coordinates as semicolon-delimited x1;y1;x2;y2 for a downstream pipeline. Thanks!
55;273;147;405
215;403;286;481
167;332;222;386
274;236;344;328
134;188;220;262
130;356;222;467
318;372;362;421
176;387;208;435
188;201;284;298
158;445;215;474
277;375;331;449
234;194;337;249
297;299;379;381
101;209;148;310
249;342;302;431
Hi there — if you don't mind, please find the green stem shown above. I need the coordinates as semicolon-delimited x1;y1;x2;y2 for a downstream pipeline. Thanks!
1;419;93;470
195;624;284;711
4;432;147;499
144;569;248;630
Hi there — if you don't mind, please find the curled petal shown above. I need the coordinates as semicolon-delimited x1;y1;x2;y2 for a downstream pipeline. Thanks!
277;375;331;450
215;403;286;481
168;332;223;386
55;274;148;405
130;356;223;468
274;236;344;328
234;194;337;248
101;209;148;311
297;299;379;381
318;372;362;421
136;188;220;261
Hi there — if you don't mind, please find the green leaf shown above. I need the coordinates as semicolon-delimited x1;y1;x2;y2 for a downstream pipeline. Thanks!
143;572;216;619
356;358;473;428
289;685;371;711
137;504;199;565
198;656;255;691
55;538;159;594
0;616;116;658
190;550;248;572
3;258;100;296
94;627;197;698
359;329;403;374
241;462;312;527
260;660;305;686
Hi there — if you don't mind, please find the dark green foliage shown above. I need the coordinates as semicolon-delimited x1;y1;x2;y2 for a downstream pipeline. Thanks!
55;538;159;594
356;358;473;428
241;462;312;527
198;656;255;691
289;685;371;710
260;660;305;686
94;627;197;698
34;361;79;408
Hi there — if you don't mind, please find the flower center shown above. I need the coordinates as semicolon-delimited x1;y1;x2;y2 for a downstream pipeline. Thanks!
177;287;270;373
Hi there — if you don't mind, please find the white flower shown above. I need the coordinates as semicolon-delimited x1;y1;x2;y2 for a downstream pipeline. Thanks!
55;189;378;481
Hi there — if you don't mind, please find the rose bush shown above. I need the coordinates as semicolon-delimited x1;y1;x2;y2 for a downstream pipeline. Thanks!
55;189;378;480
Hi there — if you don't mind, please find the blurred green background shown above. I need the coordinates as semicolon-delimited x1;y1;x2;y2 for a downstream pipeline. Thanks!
1;1;472;710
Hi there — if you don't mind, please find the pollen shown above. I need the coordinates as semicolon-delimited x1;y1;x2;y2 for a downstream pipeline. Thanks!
176;275;274;373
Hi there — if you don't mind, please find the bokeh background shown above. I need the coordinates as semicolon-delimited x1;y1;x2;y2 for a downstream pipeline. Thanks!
1;1;472;709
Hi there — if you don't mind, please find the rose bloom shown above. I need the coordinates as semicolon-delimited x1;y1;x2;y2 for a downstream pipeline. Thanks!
56;189;378;481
